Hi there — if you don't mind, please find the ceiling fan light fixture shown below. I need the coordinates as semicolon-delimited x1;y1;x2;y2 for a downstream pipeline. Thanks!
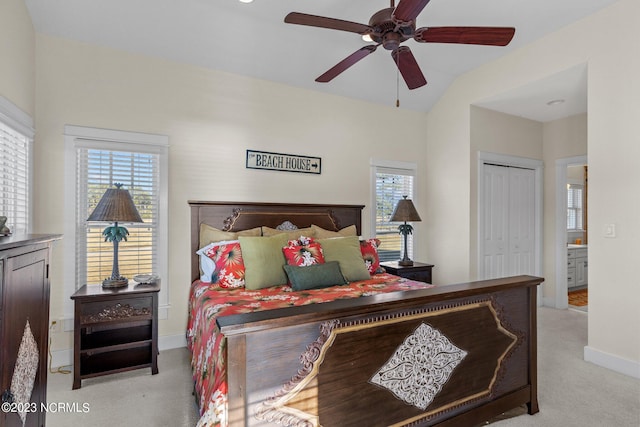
362;34;373;42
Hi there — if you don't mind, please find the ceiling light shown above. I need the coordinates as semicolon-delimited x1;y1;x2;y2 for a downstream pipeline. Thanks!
362;34;373;42
238;0;253;3
546;99;565;106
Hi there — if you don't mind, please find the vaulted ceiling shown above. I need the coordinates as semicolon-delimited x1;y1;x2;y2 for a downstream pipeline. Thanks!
26;0;619;121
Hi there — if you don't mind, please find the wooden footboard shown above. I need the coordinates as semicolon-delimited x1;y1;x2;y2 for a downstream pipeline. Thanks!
218;275;542;427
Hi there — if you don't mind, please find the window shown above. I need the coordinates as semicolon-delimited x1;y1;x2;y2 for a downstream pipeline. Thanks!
64;126;168;317
0;97;34;234
79;148;159;285
567;184;583;231
371;160;417;262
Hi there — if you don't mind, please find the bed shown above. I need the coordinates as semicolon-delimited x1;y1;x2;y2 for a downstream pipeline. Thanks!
187;201;543;427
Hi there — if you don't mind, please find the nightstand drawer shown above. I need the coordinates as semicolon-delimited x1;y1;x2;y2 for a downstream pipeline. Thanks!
79;296;153;325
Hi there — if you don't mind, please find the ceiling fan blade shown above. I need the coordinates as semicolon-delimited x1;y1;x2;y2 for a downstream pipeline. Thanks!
285;12;372;35
391;46;427;90
415;26;516;46
392;0;431;23
316;45;379;83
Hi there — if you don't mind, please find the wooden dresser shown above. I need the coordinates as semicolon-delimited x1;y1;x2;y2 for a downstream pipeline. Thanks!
0;234;61;427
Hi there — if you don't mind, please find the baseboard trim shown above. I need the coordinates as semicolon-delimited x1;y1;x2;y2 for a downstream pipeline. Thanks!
584;345;640;379
49;333;188;368
541;296;555;308
542;295;570;309
159;333;188;351
50;348;73;370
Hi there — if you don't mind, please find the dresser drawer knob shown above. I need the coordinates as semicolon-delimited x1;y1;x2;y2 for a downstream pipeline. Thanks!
1;389;14;404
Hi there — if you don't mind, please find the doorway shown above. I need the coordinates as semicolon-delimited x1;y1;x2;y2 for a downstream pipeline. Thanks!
478;152;543;302
555;155;588;309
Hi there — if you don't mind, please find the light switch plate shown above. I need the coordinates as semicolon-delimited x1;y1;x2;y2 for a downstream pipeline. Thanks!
604;223;616;238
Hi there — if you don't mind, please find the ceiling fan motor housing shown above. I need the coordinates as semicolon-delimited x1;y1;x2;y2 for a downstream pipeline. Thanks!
368;7;414;50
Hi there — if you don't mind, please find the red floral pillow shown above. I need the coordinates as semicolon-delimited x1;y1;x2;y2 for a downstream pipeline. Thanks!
283;236;325;267
205;240;245;288
360;238;382;275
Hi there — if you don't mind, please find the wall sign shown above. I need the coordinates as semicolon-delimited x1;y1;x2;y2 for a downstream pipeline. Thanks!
246;150;321;175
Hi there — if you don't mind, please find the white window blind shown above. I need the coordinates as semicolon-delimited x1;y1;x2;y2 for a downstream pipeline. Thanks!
374;166;416;262
77;145;160;285
0;117;31;235
567;184;583;231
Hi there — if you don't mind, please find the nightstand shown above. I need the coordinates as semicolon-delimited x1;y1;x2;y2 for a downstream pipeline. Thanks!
71;281;160;389
381;261;434;284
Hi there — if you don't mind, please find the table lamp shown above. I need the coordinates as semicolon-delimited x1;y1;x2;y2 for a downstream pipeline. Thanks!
390;196;421;266
87;183;143;288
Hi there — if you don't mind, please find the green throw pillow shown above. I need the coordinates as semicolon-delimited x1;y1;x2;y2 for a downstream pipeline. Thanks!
283;261;347;291
318;236;371;282
239;234;290;290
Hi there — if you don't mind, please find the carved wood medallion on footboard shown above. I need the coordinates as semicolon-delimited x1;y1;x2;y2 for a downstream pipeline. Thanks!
218;275;542;427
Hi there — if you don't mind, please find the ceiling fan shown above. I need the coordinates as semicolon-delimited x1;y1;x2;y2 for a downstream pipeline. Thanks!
285;0;515;90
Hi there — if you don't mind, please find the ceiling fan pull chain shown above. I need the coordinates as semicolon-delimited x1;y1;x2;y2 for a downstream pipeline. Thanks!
396;50;400;108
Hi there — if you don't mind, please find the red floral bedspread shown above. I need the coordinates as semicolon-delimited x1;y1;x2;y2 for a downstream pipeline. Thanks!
186;273;434;427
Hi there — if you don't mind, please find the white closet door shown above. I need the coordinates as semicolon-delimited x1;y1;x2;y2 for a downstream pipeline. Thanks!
481;164;535;279
508;167;536;275
482;164;509;279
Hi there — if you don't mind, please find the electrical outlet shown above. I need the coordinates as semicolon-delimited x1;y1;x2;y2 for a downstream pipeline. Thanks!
50;320;59;332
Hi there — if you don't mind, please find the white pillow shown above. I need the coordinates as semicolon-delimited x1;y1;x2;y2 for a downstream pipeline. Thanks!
196;240;239;283
196;244;216;283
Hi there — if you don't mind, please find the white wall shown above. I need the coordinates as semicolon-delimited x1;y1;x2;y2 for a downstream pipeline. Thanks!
426;0;639;374
0;0;35;114
33;35;429;354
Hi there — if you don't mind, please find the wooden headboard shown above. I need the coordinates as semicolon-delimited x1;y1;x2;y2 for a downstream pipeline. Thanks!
189;201;365;281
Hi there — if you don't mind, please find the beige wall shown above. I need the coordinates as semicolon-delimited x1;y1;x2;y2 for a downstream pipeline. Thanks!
469;106;543;280
0;0;35;114
542;114;588;301
34;35;429;352
8;0;638;374
468;109;587;304
427;0;639;370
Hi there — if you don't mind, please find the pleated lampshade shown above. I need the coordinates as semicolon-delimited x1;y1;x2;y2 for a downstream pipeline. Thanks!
87;185;143;223
390;197;421;223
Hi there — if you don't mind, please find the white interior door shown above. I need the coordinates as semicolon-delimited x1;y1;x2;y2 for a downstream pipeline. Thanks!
482;164;509;279
508;166;536;275
481;164;536;279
